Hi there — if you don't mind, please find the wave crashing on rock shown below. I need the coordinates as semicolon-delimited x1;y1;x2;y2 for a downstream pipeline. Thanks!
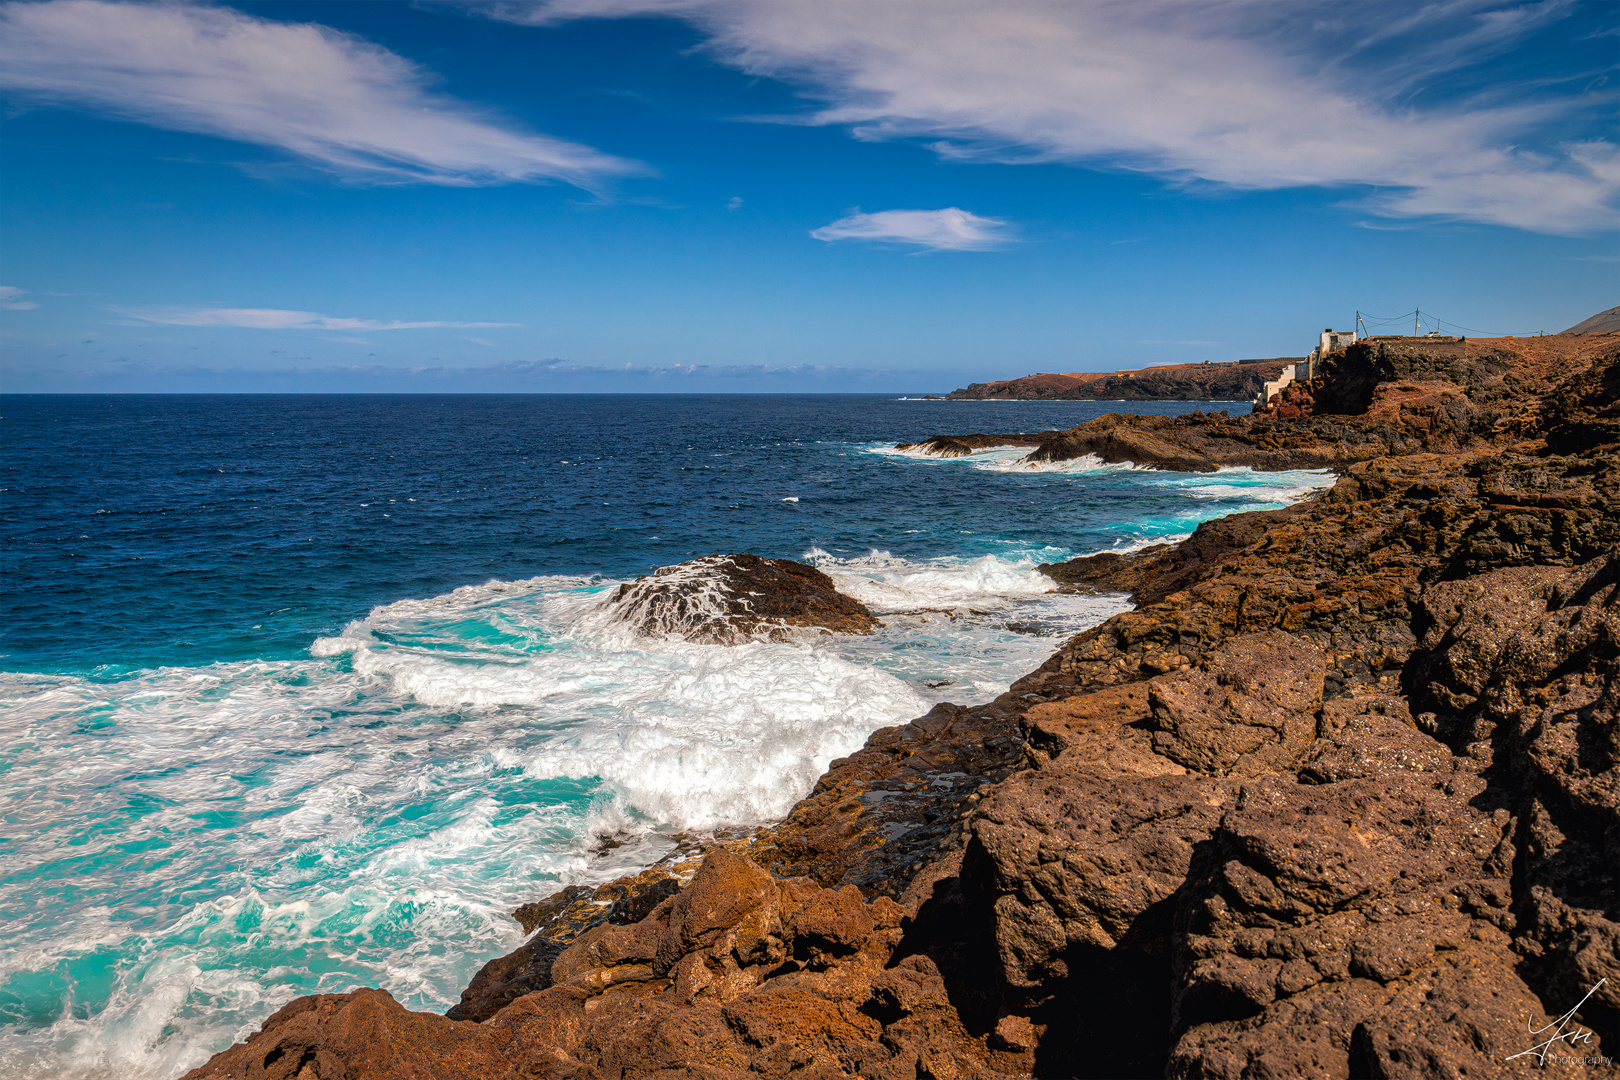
602;553;881;644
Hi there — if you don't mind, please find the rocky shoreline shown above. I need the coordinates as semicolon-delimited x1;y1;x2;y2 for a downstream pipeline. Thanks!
945;359;1298;402
184;334;1617;1079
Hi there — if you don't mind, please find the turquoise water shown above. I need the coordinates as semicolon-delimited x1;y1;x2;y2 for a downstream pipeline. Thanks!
0;395;1329;1077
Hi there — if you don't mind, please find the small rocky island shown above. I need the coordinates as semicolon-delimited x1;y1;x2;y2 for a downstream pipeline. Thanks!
186;333;1617;1079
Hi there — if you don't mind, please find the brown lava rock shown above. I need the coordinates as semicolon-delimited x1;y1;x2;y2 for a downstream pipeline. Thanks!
188;851;1029;1079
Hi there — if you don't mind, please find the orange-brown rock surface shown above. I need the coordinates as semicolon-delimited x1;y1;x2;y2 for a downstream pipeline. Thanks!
185;336;1618;1080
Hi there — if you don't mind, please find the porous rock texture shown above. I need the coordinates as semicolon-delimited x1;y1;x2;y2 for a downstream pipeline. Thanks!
185;336;1618;1079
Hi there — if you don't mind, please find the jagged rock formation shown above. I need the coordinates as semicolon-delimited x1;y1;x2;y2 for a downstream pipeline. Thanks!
185;335;1618;1080
946;360;1296;401
603;553;880;643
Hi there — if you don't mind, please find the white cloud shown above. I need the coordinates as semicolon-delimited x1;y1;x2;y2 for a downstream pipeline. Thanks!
0;286;39;310
475;0;1620;233
115;307;519;330
811;207;1010;250
0;0;638;187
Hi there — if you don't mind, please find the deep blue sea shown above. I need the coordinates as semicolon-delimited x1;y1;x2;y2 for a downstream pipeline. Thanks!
0;394;1329;1078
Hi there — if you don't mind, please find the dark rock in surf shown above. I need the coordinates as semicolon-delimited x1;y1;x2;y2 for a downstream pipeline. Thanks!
895;432;1059;457
603;553;880;644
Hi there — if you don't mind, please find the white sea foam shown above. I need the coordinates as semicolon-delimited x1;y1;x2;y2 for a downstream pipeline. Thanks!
806;547;1055;610
514;641;927;826
874;442;1035;461
799;549;1133;698
968;448;1144;474
865;442;1337;494
307;570;935;828
867;441;1151;474
1139;465;1336;508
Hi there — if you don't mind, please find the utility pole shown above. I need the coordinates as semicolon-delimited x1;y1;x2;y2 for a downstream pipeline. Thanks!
1414;308;1420;337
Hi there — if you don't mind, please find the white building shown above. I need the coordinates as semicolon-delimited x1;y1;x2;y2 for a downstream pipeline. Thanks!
1253;326;1360;411
1307;328;1359;371
1256;362;1304;410
1320;328;1357;353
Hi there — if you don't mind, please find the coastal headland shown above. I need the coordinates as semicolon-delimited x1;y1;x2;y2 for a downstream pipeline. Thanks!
945;358;1302;402
185;333;1618;1079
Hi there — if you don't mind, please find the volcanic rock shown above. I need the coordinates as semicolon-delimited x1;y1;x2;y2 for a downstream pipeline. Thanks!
1038;502;1311;605
895;431;1059;456
179;988;514;1080
603;553;879;643
945;359;1294;402
188;851;1030;1079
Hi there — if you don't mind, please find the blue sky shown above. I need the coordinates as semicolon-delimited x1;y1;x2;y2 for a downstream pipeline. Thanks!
1;0;1616;393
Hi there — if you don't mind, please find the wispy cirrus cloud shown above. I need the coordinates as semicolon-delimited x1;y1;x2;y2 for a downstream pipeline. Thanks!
471;0;1620;234
0;0;639;188
113;307;518;330
811;207;1011;251
0;286;40;310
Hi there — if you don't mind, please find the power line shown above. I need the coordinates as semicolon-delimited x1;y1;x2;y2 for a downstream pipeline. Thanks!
1432;317;1511;335
1352;307;1545;338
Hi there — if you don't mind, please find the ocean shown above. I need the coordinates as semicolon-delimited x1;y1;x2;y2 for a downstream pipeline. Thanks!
0;394;1331;1079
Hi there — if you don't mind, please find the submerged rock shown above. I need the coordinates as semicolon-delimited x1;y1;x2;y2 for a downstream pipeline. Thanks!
602;553;880;643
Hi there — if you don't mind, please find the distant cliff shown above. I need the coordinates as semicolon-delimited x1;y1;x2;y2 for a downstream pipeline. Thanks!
947;357;1299;401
